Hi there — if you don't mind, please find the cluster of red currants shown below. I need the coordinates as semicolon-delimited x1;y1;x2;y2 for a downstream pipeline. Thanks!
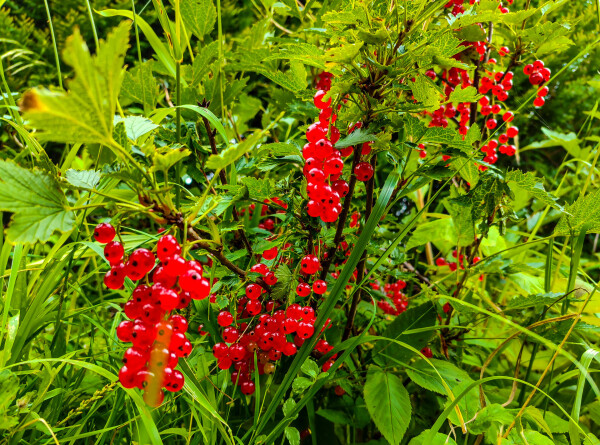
211;254;334;395
93;224;211;406
523;60;551;107
370;279;409;316
303;73;374;223
445;0;513;16
436;250;483;280
239;196;288;232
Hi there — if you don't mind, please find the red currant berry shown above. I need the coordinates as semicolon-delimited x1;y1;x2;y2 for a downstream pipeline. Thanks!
313;90;331;109
262;247;278;261
104;241;124;265
241;380;256;395
296;282;312;297
312;280;327;295
246;283;262;300
354;162;374;182
217;311;234;327
533;96;545;107
300;255;320;275
94;223;116;243
156;235;181;262
104;263;126;289
116;320;134;342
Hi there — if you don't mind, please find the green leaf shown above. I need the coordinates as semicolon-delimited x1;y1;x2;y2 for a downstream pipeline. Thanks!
264;43;326;69
292;376;312;393
536;36;574;57
0;370;19;430
316;409;353;425
114;115;159;140
555;189;600;235
506;292;563;310
272;263;295;302
411;75;441;110
284;426;300;445
0;161;74;243
253;61;308;93
21;23;130;145
506;170;564;212
241;177;273;201
406;218;454;251
301;359;320;379
468;404;514;435
191;41;219;86
364;366;411;445
64;169;102;190
121;60;159;109
334;128;376;149
206;131;262;170
408;431;457;445
282;399;297;418
420;127;474;153
448;86;480;106
151;148;191;172
181;0;217;38
406;358;472;395
257;142;302;157
373;303;437;365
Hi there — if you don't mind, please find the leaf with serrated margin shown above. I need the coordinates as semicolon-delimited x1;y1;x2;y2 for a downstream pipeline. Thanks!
364;366;411;445
21;23;130;146
181;0;217;38
256;142;301;157
554;188;600;235
151;148;191;172
65;169;102;190
240;177;273;201
406;358;473;395
264;43;326;69
506;170;564;212
448;86;480;106
420;127;473;153
0;160;74;243
272;263;296;302
206;131;262;170
506;292;563;310
191;41;219;86
114;115;159;140
335;128;376;149
411;75;441;110
121;60;159;109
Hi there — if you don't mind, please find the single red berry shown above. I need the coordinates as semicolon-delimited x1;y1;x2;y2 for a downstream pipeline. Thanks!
217;311;234;327
241;380;256;395
245;283;262;300
354;162;374;182
486;118;497;130
300;255;320;275
104;241;124;265
262;247;278;261
156;235;181;262
507;127;519;138
296;282;311;297
533;96;545;107
94;223;116;243
421;347;433;358
313;90;331;109
129;248;155;274
104;263;126;289
312;280;327;295
222;327;239;343
116;320;134;342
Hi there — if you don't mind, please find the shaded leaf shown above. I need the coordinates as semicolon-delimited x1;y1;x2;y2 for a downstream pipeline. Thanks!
64;169;102;190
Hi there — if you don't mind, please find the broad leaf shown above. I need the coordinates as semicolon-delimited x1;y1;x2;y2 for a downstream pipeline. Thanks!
121;60;159;110
64;169;102;190
114;115;159;140
181;0;217;38
555;189;600;235
406;358;472;395
506;170;564;212
21;23;130;146
364;366;411;445
0;160;74;243
335;128;376;149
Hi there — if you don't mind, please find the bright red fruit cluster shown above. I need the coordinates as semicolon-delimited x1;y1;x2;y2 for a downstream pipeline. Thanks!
94;224;211;406
370;279;409;316
212;253;336;394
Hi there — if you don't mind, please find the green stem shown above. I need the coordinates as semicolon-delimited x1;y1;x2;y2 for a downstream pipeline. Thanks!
176;61;182;208
84;0;100;48
43;0;62;89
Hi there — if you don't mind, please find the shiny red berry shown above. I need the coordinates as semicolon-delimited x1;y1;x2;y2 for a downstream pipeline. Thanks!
354;162;374;182
94;223;115;243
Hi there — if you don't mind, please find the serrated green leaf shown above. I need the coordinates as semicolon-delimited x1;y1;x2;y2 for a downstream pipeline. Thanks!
406;218;454;251
114;115;159;140
121;60;159;110
206;131;262;170
0;370;19;430
506;170;564;212
506;292;563;309
373;303;437;365
292;376;312;393
181;0;217;38
301;359;319;379
240;177;273;201
411;75;442;110
263;43;326;69
364;366;411;445
272;263;295;302
282;399;297;418
408;431;457;445
448;86;480;106
0;160;74;243
335;128;376;149
406;358;473;395
554;189;600;235
21;23;130;145
256;142;301;157
284;426;300;445
536;36;574;57
191;41;219;87
64;169;102;190
151;148;191;172
468;404;514;435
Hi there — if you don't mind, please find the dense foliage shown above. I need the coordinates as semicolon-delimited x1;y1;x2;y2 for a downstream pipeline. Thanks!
1;0;600;444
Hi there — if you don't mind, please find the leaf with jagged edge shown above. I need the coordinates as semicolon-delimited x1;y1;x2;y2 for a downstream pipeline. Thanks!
506;170;564;212
181;0;217;39
114;115;159;140
555;189;600;235
206;131;263;170
21;23;130;146
151;148;191;172
263;43;326;69
121;60;159;109
190;41;219;87
364;366;411;445
448;86;481;107
64;169;102;190
410;75;442;111
335;128;376;149
0;160;74;243
241;177;273;201
420;127;474;153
